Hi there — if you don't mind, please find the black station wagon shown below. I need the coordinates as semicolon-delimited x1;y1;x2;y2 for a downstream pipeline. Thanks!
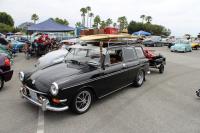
19;42;149;114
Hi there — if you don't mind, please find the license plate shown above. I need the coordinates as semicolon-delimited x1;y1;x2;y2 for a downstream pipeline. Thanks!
29;90;38;100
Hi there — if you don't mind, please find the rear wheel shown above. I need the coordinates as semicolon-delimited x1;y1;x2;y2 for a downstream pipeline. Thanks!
0;76;4;90
133;70;145;87
71;89;93;114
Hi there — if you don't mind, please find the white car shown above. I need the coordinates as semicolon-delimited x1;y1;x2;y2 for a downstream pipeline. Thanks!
36;38;80;68
36;48;69;68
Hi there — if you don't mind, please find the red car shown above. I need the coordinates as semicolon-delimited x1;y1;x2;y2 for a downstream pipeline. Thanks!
0;54;13;89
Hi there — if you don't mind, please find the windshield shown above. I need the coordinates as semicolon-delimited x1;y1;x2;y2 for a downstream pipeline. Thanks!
175;39;189;44
65;47;101;65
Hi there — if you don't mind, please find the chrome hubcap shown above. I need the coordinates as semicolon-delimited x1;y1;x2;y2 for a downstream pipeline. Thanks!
137;71;144;85
75;91;91;112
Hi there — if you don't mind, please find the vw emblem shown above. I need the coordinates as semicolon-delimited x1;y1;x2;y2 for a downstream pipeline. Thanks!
32;80;35;84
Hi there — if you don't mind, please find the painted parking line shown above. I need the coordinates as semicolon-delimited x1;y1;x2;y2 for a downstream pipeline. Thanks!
37;109;44;133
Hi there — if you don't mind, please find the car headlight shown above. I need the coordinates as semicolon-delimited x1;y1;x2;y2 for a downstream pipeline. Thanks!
19;72;25;82
50;82;59;96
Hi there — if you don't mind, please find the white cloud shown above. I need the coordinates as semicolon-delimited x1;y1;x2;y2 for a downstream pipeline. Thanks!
0;0;199;36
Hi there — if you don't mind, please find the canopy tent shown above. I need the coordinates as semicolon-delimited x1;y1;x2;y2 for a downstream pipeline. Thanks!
133;30;151;36
27;18;74;32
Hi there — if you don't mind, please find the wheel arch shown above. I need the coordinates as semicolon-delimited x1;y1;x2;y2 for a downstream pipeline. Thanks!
78;85;98;100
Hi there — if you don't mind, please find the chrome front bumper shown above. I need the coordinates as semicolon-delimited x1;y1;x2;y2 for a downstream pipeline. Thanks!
20;87;69;112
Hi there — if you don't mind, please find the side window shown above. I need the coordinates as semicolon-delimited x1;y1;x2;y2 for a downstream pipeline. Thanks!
123;47;137;62
135;47;145;58
107;48;123;65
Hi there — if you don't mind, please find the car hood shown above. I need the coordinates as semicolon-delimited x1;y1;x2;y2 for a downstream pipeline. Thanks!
26;63;82;93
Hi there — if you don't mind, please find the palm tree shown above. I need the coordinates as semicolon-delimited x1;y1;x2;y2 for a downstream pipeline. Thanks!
145;16;152;23
80;8;87;27
75;22;82;27
100;21;106;29
106;18;113;27
31;14;39;24
117;16;128;32
93;15;101;29
140;15;146;23
86;6;91;28
113;23;117;28
89;12;94;28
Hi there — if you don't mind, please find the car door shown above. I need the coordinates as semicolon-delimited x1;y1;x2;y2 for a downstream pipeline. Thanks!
122;47;140;83
135;46;149;74
101;47;129;95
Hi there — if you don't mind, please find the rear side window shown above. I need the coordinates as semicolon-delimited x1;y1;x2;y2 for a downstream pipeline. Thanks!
123;47;137;62
135;47;145;58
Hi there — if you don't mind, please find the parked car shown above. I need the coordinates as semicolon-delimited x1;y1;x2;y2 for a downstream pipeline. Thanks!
0;44;13;62
143;36;163;47
191;42;200;50
36;48;69;68
142;48;166;73
0;53;13;90
35;39;79;68
170;40;192;52
19;43;149;114
143;40;164;47
10;40;26;52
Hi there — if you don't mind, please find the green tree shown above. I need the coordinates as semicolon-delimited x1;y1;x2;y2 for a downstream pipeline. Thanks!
140;15;146;23
86;6;91;28
93;15;101;29
100;21;106;29
75;22;82;27
117;16;128;32
145;16;152;23
0;12;14;26
106;18;113;27
31;14;39;24
0;23;13;33
89;12;94;28
127;20;171;36
54;18;69;25
80;8;87;27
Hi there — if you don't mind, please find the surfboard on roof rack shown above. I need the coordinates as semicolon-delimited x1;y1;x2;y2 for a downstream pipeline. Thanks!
80;34;137;41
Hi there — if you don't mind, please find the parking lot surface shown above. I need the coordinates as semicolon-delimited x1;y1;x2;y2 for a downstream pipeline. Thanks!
0;47;200;133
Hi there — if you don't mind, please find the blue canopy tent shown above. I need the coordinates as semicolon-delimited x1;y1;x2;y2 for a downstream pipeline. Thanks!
133;30;151;36
27;18;74;32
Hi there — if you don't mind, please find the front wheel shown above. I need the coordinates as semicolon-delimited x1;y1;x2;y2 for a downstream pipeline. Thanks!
71;89;93;114
133;70;145;87
0;77;4;90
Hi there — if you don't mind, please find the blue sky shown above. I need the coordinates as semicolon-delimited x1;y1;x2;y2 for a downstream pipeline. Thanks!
0;0;199;36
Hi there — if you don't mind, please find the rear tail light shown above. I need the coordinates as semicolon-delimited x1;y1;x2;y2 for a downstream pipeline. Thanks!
4;58;11;66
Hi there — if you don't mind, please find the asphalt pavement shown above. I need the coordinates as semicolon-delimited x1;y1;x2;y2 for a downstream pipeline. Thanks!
0;47;200;133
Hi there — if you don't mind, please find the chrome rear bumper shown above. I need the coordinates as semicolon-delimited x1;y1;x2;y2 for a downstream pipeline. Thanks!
20;87;69;112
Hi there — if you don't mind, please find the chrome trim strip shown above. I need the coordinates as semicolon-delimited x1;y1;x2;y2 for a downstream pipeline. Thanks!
24;85;47;95
63;65;141;90
99;83;133;99
20;88;69;112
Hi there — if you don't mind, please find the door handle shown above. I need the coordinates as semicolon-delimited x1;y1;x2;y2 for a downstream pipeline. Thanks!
122;63;127;68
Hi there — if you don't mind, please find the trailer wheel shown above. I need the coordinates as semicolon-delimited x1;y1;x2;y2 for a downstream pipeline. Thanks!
159;64;164;74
